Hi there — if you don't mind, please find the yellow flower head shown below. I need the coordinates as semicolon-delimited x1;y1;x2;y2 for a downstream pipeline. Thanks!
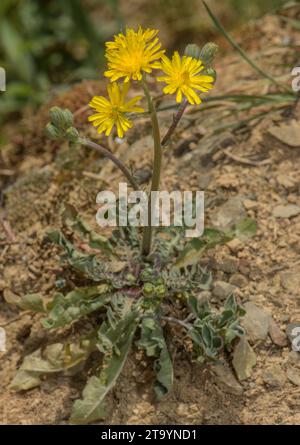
157;51;214;105
104;27;165;82
88;82;144;138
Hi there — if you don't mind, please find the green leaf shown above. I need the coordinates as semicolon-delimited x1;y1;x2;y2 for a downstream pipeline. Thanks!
138;317;173;400
0;20;35;82
175;219;257;269
47;230;114;283
233;218;257;241
42;286;110;329
70;310;139;424
61;204;112;252
188;294;211;319
187;293;245;361
10;337;97;391
175;227;231;268
17;293;46;313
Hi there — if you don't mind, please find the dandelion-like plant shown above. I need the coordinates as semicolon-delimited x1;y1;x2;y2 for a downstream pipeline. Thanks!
11;26;252;426
90;27;216;256
46;27;218;256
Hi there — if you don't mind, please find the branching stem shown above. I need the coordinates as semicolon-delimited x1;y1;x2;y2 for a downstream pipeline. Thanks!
78;137;139;191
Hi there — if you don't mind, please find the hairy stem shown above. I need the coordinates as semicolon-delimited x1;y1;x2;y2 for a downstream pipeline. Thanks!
78;137;139;191
140;78;162;257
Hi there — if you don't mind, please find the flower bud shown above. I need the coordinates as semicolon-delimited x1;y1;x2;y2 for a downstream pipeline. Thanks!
184;44;201;60
49;107;73;129
143;283;155;296
155;284;166;297
45;123;61;140
49;107;66;128
65;126;79;143
62;109;74;128
199;42;218;67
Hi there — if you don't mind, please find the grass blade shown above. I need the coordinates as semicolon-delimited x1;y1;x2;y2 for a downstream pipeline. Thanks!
202;1;292;94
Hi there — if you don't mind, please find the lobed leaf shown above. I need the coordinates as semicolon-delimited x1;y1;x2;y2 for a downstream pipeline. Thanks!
70;309;140;424
42;286;110;329
61;203;112;252
138;316;173;400
10;337;97;391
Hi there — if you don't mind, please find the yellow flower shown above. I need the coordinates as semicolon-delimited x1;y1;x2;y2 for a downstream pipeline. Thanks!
157;52;214;105
104;27;165;82
88;82;144;138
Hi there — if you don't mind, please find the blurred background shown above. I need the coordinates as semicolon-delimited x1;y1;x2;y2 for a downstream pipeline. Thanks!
0;0;289;127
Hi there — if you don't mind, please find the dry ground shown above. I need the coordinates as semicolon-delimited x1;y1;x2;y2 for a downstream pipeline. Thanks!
0;11;300;424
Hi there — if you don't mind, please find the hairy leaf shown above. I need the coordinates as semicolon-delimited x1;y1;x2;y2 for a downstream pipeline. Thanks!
187;294;245;361
70;309;139;424
10;337;96;391
175;220;257;268
138;317;173;400
175;227;232;268
61;203;112;252
17;293;47;313
47;230;123;286
232;218;257;241
42;286;110;329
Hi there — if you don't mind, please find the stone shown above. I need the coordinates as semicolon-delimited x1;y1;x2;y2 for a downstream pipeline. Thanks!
232;337;257;381
241;302;271;342
229;273;248;288
219;257;238;274
212;196;247;231
280;270;300;293
243;199;257;210
277;174;296;189
226;238;243;253
268;120;300;148
3;288;20;305
212;281;236;301
263;365;286;387
211;362;243;396
286;368;300;386
196;291;211;305
273;204;300;218
286;351;300;367
268;319;288;347
198;173;212;190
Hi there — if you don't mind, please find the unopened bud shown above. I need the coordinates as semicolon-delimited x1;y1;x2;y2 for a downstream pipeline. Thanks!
49;106;73;129
62;109;74;128
199;42;218;67
45;123;62;140
65;126;79;142
155;284;166;297
184;44;201;60
143;283;155;296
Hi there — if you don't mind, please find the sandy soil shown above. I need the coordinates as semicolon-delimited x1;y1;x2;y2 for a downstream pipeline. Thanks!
0;11;300;424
